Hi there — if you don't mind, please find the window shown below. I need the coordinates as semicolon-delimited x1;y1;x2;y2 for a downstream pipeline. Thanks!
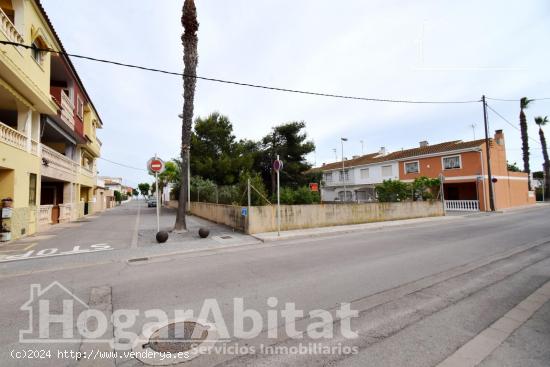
404;161;419;174
339;170;349;181
338;191;352;201
31;41;43;64
381;165;393;177
29;173;37;206
360;168;370;179
324;172;333;182
443;155;461;170
76;96;84;119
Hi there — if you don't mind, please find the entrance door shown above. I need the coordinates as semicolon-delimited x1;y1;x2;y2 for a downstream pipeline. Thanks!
51;205;60;224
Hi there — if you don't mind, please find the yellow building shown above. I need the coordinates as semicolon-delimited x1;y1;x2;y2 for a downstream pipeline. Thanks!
0;0;102;241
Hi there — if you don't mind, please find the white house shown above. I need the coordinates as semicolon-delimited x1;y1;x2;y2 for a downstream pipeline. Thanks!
320;148;399;202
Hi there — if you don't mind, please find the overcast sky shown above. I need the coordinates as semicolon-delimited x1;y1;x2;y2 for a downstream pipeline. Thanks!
41;0;550;188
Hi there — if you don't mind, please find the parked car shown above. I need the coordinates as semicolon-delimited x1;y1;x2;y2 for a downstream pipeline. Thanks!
147;198;157;207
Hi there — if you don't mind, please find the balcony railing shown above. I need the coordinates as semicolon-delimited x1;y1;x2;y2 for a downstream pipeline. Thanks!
38;205;53;227
58;203;73;223
80;165;94;177
60;92;75;129
0;8;24;45
41;144;79;175
0;121;27;151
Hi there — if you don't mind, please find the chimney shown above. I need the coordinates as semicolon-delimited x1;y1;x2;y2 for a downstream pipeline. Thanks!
494;130;504;146
322;163;326;166
379;147;386;155
419;140;429;147
352;155;359;159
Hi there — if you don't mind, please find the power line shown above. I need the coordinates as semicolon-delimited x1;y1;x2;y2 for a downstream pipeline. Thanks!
98;156;147;171
0;40;481;104
485;103;539;145
486;97;550;102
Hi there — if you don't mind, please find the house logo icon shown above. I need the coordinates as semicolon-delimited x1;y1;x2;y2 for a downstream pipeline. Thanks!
19;281;90;343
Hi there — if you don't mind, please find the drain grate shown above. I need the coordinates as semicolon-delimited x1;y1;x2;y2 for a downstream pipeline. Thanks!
220;235;232;239
145;321;209;353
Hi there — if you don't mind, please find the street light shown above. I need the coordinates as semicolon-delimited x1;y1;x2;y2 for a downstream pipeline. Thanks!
178;114;190;209
341;138;348;201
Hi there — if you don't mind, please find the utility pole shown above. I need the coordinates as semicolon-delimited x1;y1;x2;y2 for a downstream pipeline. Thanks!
482;95;495;211
341;138;348;201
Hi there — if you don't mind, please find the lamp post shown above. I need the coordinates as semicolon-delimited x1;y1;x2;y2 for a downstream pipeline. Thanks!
341;137;348;201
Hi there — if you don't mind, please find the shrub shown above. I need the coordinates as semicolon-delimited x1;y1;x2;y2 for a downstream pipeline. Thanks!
375;180;412;202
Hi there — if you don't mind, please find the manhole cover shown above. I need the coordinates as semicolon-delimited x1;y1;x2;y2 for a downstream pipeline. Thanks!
146;321;208;353
133;318;218;365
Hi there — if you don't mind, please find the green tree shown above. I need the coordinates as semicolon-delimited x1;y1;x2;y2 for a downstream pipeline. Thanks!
190;113;258;185
132;188;139;197
137;183;150;197
507;161;521;172
259;121;315;193
190;176;217;203
535;116;550;199
175;0;199;231
375;180;412;202
114;190;122;204
519;97;534;189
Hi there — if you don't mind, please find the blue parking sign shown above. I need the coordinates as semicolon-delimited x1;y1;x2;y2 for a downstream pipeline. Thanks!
241;207;248;216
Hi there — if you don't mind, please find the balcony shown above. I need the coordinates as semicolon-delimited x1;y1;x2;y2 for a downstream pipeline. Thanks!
0;7;24;45
41;144;78;181
0;120;27;151
60;92;75;130
323;172;355;187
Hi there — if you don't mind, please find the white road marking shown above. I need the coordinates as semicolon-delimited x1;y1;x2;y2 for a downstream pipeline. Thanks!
0;244;113;263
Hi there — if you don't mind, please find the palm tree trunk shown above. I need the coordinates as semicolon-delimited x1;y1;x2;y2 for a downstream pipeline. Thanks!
540;128;550;200
175;0;199;231
519;109;531;190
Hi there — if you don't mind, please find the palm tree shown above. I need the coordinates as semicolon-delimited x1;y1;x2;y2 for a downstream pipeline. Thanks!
175;0;199;231
519;97;534;190
535;116;550;200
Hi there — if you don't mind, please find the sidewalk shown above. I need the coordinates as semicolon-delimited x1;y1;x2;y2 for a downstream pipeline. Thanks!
252;215;462;242
137;204;257;251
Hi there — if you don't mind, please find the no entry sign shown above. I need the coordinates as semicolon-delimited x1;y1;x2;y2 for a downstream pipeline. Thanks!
147;157;165;173
273;159;283;172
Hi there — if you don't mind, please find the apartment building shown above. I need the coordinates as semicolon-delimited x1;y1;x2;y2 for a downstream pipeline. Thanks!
0;0;102;240
319;130;535;212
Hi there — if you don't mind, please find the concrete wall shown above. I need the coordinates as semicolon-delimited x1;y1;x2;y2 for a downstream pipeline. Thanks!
189;202;246;232
248;202;444;233
171;200;443;234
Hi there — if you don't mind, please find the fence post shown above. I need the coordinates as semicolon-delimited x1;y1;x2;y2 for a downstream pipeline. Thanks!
247;178;251;234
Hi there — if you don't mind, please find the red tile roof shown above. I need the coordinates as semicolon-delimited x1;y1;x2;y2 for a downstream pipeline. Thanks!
319;139;487;171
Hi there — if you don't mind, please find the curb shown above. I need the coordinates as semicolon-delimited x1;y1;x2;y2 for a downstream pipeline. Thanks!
252;215;461;243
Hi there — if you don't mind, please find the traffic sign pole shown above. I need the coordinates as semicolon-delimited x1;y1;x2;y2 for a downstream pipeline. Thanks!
147;155;165;234
276;155;281;237
155;154;160;233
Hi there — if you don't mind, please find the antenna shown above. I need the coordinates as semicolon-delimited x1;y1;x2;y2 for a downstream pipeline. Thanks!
470;123;477;140
332;148;337;161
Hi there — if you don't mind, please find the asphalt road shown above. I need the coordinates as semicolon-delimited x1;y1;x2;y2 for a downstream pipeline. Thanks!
0;203;549;366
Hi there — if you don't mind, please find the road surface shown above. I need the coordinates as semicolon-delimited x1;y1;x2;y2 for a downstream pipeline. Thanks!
0;201;548;366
